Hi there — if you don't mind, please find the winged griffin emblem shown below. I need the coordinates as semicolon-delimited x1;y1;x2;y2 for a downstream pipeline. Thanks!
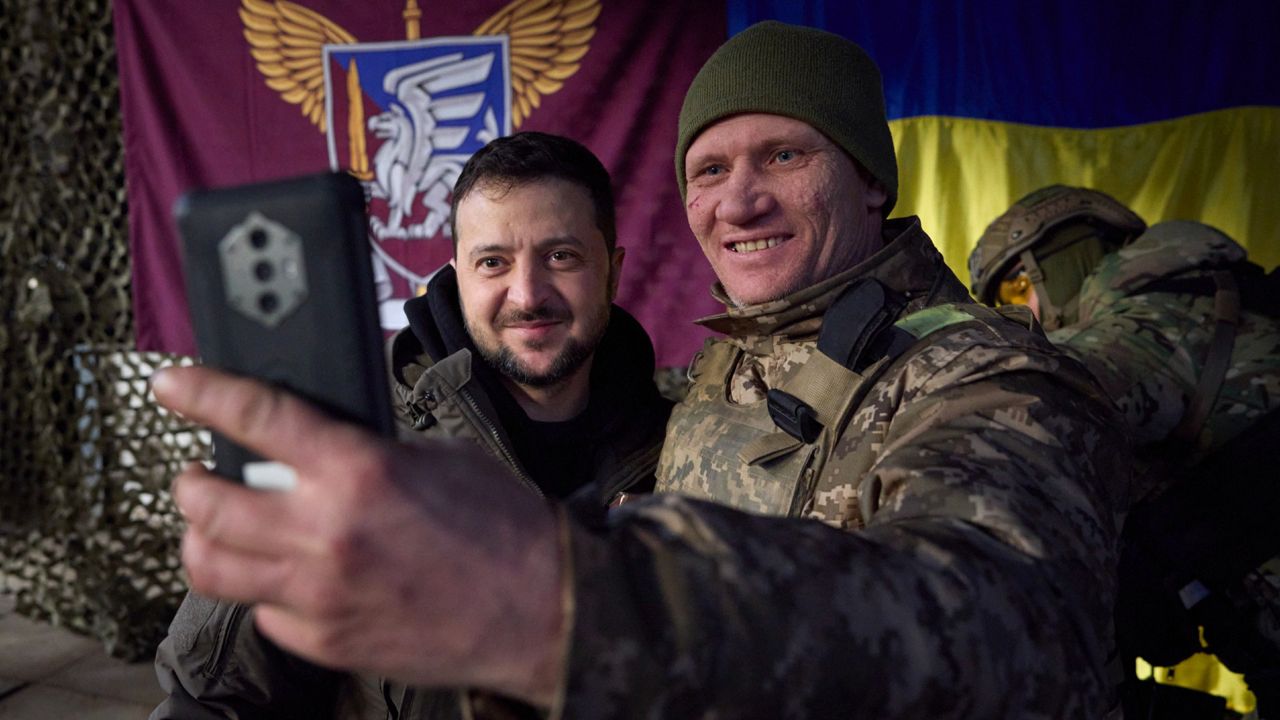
238;0;599;325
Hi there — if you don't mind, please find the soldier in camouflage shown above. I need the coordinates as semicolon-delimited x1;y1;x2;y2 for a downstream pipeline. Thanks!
152;21;1128;720
580;20;1125;717
970;185;1280;715
969;185;1280;496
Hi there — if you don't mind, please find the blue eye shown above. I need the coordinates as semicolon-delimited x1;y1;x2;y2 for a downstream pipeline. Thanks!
776;150;796;163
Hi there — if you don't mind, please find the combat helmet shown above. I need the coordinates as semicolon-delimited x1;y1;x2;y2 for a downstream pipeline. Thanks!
969;185;1146;327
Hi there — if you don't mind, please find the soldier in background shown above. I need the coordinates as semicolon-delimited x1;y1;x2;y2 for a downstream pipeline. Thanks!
153;22;1127;717
970;185;1280;717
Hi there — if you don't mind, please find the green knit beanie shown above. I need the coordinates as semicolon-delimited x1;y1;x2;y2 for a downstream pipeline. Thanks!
675;21;898;215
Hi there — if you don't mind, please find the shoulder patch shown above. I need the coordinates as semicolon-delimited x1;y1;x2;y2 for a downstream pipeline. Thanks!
894;304;977;340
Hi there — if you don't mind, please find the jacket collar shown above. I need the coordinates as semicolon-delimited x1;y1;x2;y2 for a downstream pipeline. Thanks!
696;216;966;340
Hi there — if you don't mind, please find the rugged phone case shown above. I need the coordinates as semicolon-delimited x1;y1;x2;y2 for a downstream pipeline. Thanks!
175;172;394;483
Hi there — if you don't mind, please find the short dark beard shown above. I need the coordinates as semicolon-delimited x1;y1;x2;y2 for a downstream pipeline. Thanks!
466;302;611;389
477;335;596;388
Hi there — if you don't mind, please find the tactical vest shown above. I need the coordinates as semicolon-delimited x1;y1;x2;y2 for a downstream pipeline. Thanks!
657;279;1032;520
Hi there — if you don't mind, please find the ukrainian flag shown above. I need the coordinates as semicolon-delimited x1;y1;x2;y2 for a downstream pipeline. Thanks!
730;0;1280;284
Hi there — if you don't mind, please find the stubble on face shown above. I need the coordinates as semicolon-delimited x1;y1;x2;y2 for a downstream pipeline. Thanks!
466;289;611;389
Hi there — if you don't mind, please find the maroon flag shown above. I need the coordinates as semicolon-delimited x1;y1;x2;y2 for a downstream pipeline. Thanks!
114;0;725;366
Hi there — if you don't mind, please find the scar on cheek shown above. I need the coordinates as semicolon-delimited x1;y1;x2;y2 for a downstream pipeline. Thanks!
687;194;703;211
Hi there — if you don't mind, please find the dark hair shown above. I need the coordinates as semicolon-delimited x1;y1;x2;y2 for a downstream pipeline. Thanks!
450;131;617;253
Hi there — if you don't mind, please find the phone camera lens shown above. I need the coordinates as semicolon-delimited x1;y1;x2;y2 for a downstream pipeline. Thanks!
258;292;279;314
253;261;274;281
249;228;269;249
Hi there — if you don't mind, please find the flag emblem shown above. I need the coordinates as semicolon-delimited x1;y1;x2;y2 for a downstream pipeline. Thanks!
239;0;599;327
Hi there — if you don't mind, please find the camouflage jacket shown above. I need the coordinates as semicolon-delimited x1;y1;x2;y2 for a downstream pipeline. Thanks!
151;272;671;720
554;218;1126;718
1050;220;1280;500
1048;221;1280;689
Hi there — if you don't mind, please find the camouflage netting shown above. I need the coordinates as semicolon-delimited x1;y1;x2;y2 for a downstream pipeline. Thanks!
0;0;211;660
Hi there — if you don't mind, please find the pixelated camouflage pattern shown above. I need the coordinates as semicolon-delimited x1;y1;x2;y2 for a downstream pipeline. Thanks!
556;218;1127;718
1052;221;1280;496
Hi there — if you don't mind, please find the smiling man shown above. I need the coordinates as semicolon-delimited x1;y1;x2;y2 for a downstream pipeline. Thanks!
389;132;669;501
683;113;886;307
448;171;616;420
620;20;1129;715
593;19;1126;712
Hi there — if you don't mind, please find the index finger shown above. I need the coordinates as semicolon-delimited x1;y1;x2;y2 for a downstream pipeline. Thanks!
152;365;382;478
173;460;298;557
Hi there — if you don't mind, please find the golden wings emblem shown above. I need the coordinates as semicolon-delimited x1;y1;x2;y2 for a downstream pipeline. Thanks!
239;0;600;133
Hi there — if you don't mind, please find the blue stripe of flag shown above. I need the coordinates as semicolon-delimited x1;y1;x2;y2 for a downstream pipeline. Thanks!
728;0;1280;127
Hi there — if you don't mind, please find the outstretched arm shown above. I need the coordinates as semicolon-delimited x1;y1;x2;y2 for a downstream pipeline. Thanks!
557;361;1124;718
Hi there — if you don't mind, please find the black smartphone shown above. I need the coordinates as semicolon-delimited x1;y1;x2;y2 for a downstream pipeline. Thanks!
174;172;394;487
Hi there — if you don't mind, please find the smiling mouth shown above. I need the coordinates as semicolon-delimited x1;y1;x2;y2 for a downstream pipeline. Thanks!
728;236;786;254
505;320;562;330
497;306;570;329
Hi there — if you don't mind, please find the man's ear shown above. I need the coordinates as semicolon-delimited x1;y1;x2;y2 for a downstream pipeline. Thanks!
449;257;457;269
864;181;887;212
608;247;626;301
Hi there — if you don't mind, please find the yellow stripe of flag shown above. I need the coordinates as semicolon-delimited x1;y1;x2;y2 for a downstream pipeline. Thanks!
891;106;1280;287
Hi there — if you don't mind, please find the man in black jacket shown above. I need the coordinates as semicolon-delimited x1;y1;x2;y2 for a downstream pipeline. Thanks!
150;132;671;720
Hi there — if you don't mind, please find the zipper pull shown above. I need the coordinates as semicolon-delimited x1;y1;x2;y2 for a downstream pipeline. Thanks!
411;411;436;431
409;391;437;431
